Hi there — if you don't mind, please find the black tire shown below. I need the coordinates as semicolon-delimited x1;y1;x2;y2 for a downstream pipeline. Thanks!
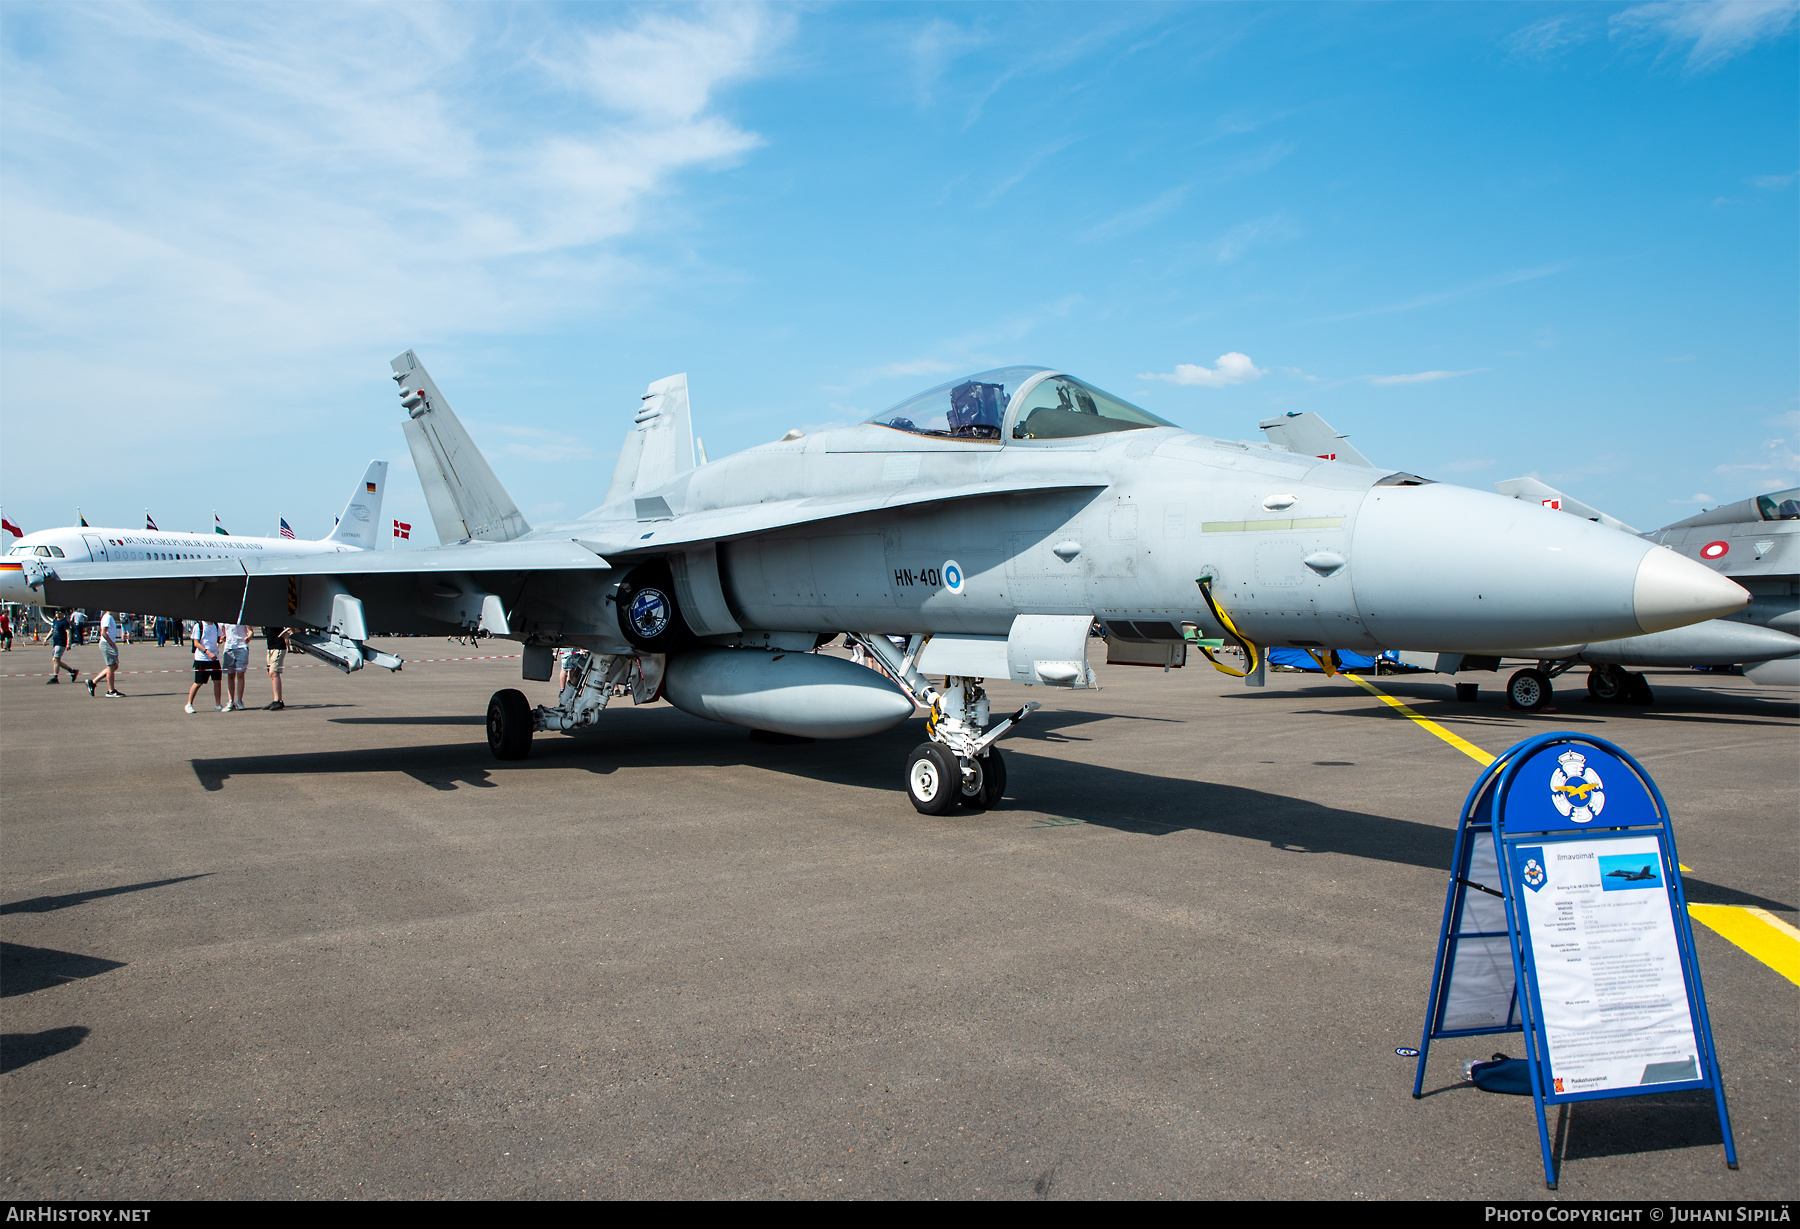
956;747;1007;810
905;742;959;815
1624;672;1655;705
487;688;533;760
1587;665;1625;702
1507;668;1553;711
615;561;692;654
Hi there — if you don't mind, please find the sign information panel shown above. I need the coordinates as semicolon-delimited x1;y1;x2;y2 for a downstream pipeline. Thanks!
1410;733;1737;1189
1512;835;1699;1095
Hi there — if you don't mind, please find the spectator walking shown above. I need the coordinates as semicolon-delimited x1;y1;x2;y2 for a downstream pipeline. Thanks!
88;611;125;697
0;609;11;652
71;608;87;646
186;621;222;713
45;611;78;685
153;616;168;648
263;626;290;710
221;622;251;711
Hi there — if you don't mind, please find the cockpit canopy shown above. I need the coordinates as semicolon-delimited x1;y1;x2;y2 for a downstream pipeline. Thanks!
864;367;1176;442
1757;488;1800;521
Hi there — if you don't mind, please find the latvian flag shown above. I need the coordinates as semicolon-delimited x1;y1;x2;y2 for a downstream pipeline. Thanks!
279;518;296;540
393;520;411;541
145;511;159;531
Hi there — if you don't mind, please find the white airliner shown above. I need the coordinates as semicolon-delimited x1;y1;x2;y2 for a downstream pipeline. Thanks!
0;461;388;606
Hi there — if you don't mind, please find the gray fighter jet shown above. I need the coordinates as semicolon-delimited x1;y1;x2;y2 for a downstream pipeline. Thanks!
45;355;1747;811
1260;416;1800;709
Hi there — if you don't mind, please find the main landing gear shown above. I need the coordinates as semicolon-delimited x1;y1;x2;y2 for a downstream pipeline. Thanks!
850;633;1037;816
1586;663;1654;705
486;650;665;761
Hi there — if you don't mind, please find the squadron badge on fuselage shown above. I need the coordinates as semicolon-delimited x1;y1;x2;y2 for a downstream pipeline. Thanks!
1549;749;1605;824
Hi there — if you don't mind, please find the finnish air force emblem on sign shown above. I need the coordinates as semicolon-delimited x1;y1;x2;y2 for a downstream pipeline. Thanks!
1549;749;1605;824
1521;858;1547;890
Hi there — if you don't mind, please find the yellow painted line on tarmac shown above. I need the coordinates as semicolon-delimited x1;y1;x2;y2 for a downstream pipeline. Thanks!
1344;671;1798;986
1687;904;1800;986
1346;673;1495;767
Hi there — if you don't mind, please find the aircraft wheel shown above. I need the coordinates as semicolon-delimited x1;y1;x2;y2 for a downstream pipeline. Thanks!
956;747;1007;811
1624;672;1655;705
1507;668;1553;711
905;742;958;815
1587;665;1625;702
487;688;533;760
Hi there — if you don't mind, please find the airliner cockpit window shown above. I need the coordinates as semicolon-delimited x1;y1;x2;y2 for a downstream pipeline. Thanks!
1010;376;1174;440
865;367;1048;440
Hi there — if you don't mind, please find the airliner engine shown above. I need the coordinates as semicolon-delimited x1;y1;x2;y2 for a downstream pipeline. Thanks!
662;647;917;739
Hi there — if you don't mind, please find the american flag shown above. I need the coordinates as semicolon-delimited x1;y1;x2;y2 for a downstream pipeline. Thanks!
279;518;296;540
393;520;411;541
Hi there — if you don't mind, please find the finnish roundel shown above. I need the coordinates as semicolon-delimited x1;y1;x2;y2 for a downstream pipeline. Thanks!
1549;749;1605;824
943;560;965;595
1700;540;1729;560
629;587;671;638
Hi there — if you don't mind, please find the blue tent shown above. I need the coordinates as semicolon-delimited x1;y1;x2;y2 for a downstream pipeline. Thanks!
1267;647;1399;672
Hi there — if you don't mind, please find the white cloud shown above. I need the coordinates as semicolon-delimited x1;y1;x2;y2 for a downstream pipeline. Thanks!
1214;213;1299;264
1748;171;1798;189
1081;185;1191;242
1669;493;1718;504
1365;369;1487;386
1306;264;1566;324
1611;1;1798;72
1507;15;1593;60
1139;353;1266;388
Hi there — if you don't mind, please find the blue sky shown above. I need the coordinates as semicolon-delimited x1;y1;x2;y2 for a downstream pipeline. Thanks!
2;1;1795;542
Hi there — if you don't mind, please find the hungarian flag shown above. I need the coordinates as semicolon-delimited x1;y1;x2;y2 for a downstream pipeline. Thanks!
214;513;228;535
393;520;411;541
279;518;296;540
1;516;21;538
145;511;159;531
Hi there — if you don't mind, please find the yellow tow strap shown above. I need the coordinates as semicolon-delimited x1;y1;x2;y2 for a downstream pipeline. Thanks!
1195;577;1261;678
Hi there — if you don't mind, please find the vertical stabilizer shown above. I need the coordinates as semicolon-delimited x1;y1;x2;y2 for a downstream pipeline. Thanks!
323;461;389;550
390;350;530;543
1494;477;1638;535
605;374;695;503
1259;412;1374;467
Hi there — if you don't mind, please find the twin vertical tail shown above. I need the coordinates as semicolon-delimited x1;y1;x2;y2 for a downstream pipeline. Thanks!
390;350;530;544
605;373;695;504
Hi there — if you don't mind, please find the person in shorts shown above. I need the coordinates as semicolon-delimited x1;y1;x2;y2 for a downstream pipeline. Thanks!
263;626;290;711
220;623;252;711
186;621;222;713
87;611;125;697
0;609;12;651
46;610;78;685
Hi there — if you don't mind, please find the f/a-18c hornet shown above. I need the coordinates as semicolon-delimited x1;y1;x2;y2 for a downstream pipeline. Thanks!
44;354;1748;812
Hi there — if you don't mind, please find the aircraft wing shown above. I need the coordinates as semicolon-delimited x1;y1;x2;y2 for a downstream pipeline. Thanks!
589;477;1108;557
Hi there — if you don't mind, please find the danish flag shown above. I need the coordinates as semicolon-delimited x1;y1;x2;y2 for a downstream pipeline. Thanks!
1541;499;1562;511
393;520;411;541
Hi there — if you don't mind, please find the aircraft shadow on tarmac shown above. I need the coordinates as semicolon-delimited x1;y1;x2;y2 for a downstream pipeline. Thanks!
184;705;1496;873
0;942;125;998
0;874;212;915
0;1026;90;1074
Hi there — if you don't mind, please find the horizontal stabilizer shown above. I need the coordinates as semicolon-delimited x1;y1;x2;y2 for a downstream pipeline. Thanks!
1259;412;1373;467
606;374;694;503
1494;477;1637;535
392;350;530;543
322;460;388;549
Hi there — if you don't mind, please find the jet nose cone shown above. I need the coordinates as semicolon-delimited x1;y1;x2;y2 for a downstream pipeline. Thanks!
1633;547;1749;633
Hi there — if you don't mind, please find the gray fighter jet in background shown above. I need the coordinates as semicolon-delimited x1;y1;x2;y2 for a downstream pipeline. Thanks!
46;356;1746;811
1259;413;1799;709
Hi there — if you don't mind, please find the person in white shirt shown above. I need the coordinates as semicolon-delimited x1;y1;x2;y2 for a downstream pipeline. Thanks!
221;623;252;711
186;621;223;714
87;611;125;698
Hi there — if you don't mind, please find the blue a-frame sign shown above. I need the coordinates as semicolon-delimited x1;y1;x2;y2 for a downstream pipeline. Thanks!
1411;732;1738;1189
